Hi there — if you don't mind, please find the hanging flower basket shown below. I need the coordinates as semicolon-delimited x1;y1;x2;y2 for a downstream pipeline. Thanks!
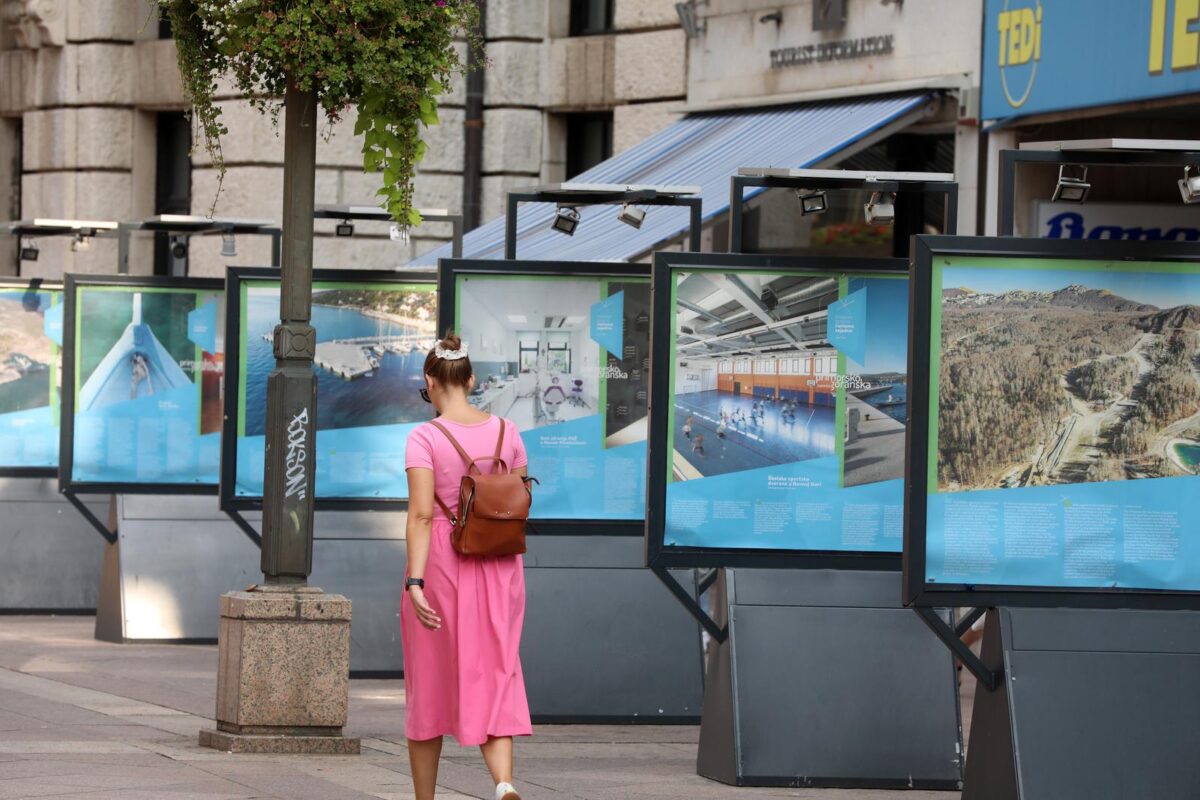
160;0;480;225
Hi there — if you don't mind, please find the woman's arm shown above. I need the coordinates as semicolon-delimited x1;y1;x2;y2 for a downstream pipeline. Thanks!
405;467;441;630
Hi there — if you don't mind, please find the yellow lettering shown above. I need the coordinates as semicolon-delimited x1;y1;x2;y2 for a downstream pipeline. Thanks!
1150;0;1168;74
1009;11;1025;65
1035;5;1043;61
997;11;1011;67
1172;0;1200;72
1016;8;1037;64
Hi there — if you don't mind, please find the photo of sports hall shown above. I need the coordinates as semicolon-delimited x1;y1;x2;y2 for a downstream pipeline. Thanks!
672;271;840;480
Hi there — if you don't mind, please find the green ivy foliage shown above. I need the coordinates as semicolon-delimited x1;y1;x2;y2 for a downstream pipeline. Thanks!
160;0;480;226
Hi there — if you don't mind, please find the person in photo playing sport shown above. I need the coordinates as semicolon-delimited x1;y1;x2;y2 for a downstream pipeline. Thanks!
402;333;530;800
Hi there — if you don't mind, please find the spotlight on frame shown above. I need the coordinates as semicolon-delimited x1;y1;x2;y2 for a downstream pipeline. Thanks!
796;189;828;216
551;206;581;236
863;191;896;225
220;231;238;258
71;232;91;252
1052;164;1091;203
1179;165;1200;204
20;239;38;262
170;237;188;260
617;203;646;229
335;221;355;237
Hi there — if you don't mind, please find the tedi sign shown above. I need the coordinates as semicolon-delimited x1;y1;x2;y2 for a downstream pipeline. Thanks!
983;0;1200;120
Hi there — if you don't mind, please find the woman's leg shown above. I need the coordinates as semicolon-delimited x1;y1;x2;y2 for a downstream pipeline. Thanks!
409;736;444;800
480;735;514;785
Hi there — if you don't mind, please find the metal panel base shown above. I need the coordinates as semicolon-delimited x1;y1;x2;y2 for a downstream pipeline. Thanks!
98;495;260;643
97;500;704;721
964;607;1200;800
522;535;704;723
0;478;106;613
697;569;963;789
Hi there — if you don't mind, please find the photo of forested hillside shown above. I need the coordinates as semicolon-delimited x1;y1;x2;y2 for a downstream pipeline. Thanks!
936;267;1200;492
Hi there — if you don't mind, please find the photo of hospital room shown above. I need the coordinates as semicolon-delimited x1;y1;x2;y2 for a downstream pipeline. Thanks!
671;271;842;480
457;276;602;430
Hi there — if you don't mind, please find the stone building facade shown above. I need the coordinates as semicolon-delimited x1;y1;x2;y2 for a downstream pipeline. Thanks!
0;0;688;277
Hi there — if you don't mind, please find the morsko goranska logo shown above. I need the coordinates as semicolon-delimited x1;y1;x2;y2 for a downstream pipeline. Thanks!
996;0;1043;109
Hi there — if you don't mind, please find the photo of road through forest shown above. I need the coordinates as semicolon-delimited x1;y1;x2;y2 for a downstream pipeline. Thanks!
937;265;1200;492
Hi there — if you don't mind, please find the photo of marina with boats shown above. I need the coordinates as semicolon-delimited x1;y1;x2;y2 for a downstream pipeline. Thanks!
936;265;1200;493
0;289;56;418
242;283;438;437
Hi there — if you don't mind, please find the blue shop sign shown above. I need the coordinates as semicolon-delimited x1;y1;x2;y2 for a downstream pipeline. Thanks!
983;0;1200;121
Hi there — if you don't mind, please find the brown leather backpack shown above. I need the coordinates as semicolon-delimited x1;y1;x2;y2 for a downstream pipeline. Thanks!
429;418;535;557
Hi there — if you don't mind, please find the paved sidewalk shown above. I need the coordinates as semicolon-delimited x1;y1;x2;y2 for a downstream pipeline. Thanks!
0;616;972;799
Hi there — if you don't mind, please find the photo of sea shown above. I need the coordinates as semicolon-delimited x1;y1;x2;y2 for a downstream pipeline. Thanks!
242;285;437;436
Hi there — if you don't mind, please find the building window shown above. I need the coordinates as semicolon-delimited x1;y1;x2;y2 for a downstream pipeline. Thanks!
154;112;191;276
565;113;612;178
519;336;539;372
547;342;571;373
570;0;614;36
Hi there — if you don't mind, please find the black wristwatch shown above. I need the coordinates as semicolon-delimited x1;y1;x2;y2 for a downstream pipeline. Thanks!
405;577;425;591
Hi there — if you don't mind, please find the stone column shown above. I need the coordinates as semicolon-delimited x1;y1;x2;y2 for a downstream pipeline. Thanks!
199;587;360;754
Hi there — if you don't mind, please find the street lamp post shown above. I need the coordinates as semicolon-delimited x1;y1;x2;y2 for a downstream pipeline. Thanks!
260;81;319;583
202;81;356;754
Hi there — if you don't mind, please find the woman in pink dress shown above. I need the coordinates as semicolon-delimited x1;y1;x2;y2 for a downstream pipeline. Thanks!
402;333;531;800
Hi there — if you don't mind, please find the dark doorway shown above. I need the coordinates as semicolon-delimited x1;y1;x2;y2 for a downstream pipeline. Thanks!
153;112;192;276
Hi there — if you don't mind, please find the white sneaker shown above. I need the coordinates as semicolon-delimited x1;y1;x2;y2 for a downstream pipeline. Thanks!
495;782;521;800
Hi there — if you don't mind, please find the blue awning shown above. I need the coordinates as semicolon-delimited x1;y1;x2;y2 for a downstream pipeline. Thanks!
414;92;933;265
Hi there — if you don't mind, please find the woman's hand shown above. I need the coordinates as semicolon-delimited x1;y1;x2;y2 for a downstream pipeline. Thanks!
408;586;442;631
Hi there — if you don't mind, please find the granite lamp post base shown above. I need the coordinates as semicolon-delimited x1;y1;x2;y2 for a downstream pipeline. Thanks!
199;585;361;755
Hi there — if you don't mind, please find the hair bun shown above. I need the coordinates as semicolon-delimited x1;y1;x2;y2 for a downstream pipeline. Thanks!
440;331;462;351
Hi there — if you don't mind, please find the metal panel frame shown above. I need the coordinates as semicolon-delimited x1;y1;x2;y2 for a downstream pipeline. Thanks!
728;172;959;255
219;266;439;512
998;146;1200;236
437;257;654;537
646;251;910;570
313;205;464;259
0;277;63;478
904;235;1200;611
59;274;226;497
116;218;281;275
504;190;702;260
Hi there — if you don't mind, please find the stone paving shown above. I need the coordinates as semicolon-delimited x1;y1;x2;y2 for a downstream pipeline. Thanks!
0;616;974;799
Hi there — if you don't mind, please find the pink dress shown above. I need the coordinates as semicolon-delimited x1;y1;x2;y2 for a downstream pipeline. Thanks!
402;415;533;745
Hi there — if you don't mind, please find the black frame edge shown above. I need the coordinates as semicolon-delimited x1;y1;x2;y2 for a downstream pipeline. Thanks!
645;250;912;571
904;235;1200;611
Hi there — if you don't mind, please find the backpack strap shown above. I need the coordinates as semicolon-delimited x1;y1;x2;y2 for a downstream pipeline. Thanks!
429;419;482;474
493;417;506;464
427;418;511;523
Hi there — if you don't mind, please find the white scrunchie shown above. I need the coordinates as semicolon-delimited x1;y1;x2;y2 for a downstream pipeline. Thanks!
435;343;469;361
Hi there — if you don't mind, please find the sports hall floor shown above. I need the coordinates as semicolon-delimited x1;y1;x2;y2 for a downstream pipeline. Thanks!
673;390;836;478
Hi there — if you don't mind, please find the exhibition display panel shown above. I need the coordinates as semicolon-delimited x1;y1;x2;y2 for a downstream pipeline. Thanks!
440;259;653;533
905;237;1200;609
437;258;704;723
60;275;226;494
0;279;62;476
220;268;438;510
646;252;912;568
